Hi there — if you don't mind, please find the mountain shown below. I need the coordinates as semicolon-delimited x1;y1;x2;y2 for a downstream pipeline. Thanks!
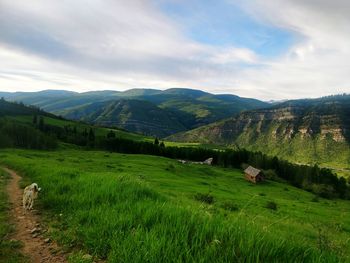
1;88;268;136
0;98;152;149
168;95;350;168
64;99;187;137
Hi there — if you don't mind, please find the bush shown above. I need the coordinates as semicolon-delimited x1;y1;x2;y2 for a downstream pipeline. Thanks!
165;164;175;171
263;169;278;180
219;201;238;211
265;201;278;211
194;193;214;204
311;196;319;202
311;184;335;199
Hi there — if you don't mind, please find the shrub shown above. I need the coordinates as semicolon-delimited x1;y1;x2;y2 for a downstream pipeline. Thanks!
194;193;214;204
165;164;175;171
263;169;278;180
219;201;238;211
311;184;335;199
311;196;319;202
265;201;278;211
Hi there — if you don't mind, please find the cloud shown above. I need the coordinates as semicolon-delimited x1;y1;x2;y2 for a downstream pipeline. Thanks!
0;0;260;92
232;0;350;99
0;0;349;100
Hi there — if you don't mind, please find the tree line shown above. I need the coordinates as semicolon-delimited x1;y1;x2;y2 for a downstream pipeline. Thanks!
0;118;57;149
98;136;349;199
1;113;348;199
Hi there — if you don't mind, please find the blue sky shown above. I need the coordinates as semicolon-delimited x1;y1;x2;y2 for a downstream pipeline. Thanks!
157;0;296;57
0;0;349;100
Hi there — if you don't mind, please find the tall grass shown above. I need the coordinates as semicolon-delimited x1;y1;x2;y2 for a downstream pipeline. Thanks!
3;158;342;263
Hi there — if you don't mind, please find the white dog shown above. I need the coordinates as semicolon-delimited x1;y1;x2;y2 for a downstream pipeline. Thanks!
23;183;41;210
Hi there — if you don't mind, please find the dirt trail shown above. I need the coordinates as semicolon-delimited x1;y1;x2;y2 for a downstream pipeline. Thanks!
3;167;67;263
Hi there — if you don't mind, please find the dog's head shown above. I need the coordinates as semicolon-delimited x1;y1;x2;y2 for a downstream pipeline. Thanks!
32;183;41;193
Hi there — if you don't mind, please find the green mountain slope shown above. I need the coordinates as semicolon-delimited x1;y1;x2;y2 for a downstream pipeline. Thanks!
2;149;350;262
1;88;268;136
0;99;152;146
64;99;187;137
168;95;350;169
0;98;55;118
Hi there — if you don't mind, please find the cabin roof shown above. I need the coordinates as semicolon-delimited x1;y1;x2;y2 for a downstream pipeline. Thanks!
244;166;261;177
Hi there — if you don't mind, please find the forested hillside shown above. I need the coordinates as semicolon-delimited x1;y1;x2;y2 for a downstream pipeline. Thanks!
169;95;350;169
1;88;268;137
63;99;187;137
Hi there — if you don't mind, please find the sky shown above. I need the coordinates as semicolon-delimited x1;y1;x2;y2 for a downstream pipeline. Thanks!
0;0;349;100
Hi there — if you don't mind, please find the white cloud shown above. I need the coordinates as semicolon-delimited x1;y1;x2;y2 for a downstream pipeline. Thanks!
0;0;349;100
233;0;350;99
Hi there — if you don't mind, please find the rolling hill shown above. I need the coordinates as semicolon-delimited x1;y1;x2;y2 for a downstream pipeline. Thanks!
2;149;350;262
1;88;268;137
0;99;153;148
0;98;55;118
63;99;187;137
168;95;350;170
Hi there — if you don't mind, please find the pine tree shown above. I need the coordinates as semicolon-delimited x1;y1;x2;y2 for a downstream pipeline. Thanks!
82;128;88;137
154;137;159;145
88;128;95;141
107;130;116;138
33;115;38;125
39;116;44;131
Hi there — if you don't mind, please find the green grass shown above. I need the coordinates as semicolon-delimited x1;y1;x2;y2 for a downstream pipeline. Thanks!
0;170;27;263
1;149;349;262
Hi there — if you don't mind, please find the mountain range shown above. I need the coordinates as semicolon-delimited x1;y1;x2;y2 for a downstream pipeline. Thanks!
2;88;350;169
0;88;268;137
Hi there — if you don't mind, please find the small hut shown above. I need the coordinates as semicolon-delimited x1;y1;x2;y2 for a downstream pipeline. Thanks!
244;166;263;183
203;158;213;165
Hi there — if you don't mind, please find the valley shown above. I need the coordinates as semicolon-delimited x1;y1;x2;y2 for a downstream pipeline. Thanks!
2;1;349;262
1;94;350;262
0;88;267;137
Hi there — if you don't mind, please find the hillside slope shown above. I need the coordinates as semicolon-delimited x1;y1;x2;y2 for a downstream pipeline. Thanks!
0;99;55;118
0;99;153;146
2;149;349;262
169;95;350;168
1;88;268;136
64;99;187;137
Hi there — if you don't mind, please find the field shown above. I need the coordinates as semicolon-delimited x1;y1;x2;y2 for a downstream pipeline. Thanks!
1;149;349;262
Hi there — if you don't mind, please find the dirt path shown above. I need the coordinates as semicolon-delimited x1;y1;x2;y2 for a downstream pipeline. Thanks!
3;167;67;263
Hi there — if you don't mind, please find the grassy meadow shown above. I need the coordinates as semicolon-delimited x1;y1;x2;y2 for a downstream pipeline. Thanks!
1;149;349;262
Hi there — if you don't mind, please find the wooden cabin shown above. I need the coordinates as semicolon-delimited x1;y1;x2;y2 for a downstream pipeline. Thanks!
244;166;263;183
